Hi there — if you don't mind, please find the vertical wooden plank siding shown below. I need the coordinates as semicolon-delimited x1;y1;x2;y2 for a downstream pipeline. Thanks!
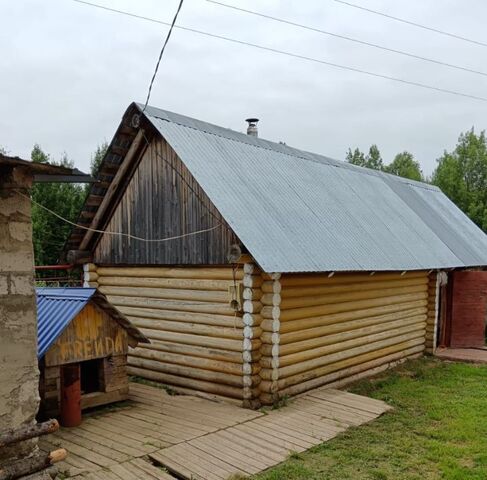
261;271;429;401
93;137;238;265
94;265;257;403
425;272;439;354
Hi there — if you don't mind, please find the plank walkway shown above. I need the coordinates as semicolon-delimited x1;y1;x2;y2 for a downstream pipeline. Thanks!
436;347;487;364
40;382;391;479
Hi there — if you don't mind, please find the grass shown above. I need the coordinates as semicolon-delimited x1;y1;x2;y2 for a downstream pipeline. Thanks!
253;357;487;480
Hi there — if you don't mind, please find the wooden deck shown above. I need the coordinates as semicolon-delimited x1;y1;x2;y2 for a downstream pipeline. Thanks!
40;383;391;479
436;347;487;363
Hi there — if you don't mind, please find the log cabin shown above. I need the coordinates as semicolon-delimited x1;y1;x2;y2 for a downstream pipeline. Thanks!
63;103;487;408
37;287;148;417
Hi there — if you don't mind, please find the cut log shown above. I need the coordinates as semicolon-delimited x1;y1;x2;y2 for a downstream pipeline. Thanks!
0;449;66;480
0;419;59;448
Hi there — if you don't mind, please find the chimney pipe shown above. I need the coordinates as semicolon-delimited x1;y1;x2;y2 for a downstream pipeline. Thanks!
245;118;259;137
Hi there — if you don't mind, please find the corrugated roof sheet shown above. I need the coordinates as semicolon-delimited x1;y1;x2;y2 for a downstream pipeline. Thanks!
140;103;487;272
36;288;148;358
36;288;94;358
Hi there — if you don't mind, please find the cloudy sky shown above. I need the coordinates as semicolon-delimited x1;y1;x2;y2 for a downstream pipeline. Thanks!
1;0;486;176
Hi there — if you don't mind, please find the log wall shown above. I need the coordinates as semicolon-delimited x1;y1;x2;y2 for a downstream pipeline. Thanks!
91;265;261;404
263;271;429;400
425;272;439;354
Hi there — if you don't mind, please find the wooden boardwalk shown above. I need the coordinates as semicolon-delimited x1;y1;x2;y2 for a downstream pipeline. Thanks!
40;383;391;479
436;347;487;364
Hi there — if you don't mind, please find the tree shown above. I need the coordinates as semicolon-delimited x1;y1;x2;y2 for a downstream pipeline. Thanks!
367;144;383;170
385;151;423;181
85;142;108;194
31;145;86;266
346;148;366;167
90;142;108;177
432;128;487;231
346;145;383;170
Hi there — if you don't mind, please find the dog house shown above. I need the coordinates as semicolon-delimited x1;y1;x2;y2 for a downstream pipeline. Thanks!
36;288;148;421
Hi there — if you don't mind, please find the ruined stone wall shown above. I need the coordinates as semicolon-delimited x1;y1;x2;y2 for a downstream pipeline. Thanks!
0;168;40;462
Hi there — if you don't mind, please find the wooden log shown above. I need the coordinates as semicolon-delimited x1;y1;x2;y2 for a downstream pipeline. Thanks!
96;266;243;280
128;356;245;387
242;275;263;288
106;295;236;315
280;276;427;299
243;313;262;326
280;292;427;322
126;317;243;340
20;466;58;480
260;318;280;333
130;348;246;375
0;449;67;480
278;308;427;346
97;275;232;291
83;263;97;273
83;271;99;282
279;344;425;397
116;306;244;328
261;293;282;306
127;366;244;400
279;300;427;333
242;300;262;314
261;281;281;294
276;332;426;384
280;284;426;310
137;328;244;351
0;419;59;448
261;306;280;320
279;271;427;287
277;319;426;364
262;316;424;357
265;339;425;395
243;287;262;301
99;285;229;303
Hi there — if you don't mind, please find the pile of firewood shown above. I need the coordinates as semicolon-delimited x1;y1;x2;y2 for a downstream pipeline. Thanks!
0;420;66;480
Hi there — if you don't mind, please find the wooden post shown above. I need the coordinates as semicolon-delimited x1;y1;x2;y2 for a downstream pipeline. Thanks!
60;364;81;427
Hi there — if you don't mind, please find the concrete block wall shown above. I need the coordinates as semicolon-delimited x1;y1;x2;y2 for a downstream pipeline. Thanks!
0;171;40;463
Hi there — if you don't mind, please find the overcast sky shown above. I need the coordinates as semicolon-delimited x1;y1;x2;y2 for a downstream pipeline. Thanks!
1;0;487;176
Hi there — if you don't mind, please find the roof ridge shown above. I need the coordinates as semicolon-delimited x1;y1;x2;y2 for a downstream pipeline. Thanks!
140;103;438;193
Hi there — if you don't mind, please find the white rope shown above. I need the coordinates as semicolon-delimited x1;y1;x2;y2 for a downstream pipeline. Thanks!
19;190;222;243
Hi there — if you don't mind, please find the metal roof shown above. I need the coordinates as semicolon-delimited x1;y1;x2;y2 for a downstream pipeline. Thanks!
36;288;148;358
0;154;92;183
139;103;487;273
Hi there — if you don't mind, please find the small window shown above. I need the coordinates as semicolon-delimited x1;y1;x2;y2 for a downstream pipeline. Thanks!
80;359;104;394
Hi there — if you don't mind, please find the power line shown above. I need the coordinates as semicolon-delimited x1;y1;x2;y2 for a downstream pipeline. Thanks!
332;0;487;49
207;0;487;78
71;0;487;103
141;0;184;112
18;190;222;243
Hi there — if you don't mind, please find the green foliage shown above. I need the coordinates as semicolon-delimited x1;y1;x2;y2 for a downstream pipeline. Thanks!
432;129;487;231
90;142;108;177
31;145;86;266
346;145;383;170
346;145;422;181
385;151;423;181
254;358;487;480
85;142;108;194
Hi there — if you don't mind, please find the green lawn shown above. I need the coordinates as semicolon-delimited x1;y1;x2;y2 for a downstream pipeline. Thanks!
253;358;487;480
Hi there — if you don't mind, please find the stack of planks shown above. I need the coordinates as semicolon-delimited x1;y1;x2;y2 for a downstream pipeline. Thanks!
92;265;258;403
260;271;429;400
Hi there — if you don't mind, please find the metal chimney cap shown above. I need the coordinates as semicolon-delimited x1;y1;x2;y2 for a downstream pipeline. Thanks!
245;118;259;124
